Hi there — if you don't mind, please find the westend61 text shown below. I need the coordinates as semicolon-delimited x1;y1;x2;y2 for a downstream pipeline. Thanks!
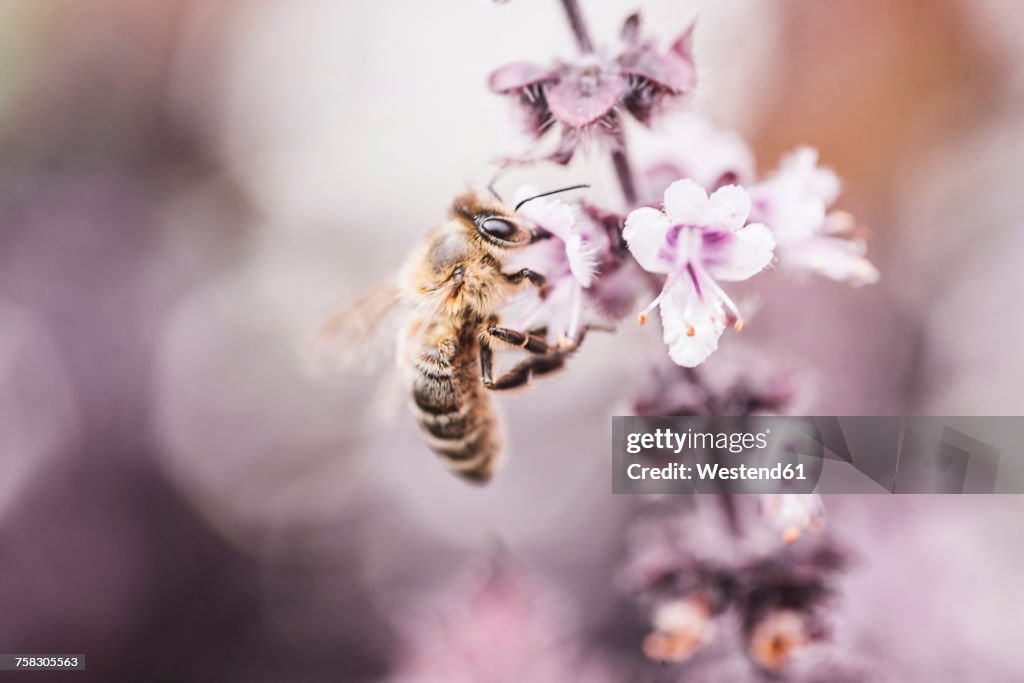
627;462;807;481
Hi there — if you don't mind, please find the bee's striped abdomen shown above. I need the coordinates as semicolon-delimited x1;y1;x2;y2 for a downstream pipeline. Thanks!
409;333;501;483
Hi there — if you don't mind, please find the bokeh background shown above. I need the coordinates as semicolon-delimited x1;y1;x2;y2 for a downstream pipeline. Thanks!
1;0;1023;681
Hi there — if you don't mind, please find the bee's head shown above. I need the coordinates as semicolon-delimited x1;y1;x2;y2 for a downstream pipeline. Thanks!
452;191;532;249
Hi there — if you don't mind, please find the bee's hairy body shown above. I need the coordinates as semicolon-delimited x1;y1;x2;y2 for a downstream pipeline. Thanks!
319;187;593;485
397;191;533;483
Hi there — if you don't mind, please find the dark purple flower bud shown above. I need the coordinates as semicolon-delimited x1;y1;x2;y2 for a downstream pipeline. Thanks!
489;14;697;164
489;61;559;137
619;21;696;124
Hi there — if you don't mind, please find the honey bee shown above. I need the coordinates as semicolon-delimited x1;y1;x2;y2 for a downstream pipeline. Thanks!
316;186;594;483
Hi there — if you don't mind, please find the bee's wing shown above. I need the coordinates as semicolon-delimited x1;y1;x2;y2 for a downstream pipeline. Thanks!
308;281;404;375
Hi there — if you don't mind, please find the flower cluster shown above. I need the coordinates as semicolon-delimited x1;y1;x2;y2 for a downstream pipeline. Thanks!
619;114;879;366
495;75;878;367
632;113;880;286
619;500;847;673
406;1;887;679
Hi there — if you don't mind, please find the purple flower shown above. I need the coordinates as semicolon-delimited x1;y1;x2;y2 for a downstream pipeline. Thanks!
749;148;879;286
623;179;775;367
489;15;696;164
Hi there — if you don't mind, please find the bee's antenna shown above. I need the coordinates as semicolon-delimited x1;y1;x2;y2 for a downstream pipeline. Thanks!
514;184;590;212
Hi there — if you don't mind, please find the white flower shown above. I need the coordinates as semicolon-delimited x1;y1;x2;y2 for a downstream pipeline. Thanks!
750;147;879;286
624;179;775;367
510;186;604;342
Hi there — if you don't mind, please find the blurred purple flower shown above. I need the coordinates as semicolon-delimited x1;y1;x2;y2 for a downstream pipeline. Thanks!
489;14;695;164
619;502;847;671
761;493;827;545
749;147;879;286
630;347;811;417
681;645;894;683
386;561;620;683
632;111;756;203
624;179;775;367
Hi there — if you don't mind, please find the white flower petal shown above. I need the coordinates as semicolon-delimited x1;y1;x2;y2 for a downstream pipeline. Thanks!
781;237;879;286
659;284;727;367
663;179;708;225
566;233;600;286
705;184;752;232
780;195;827;244
506;237;566;280
513;185;540;203
708;222;776;282
782;146;840;205
513;185;577;240
624;207;673;274
749;146;842;245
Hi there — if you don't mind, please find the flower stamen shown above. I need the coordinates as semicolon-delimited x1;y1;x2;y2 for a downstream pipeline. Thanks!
695;264;744;331
637;273;675;326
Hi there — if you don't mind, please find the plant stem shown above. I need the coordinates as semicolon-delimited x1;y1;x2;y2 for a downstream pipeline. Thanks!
559;0;594;53
557;0;640;207
718;492;742;538
611;146;638;207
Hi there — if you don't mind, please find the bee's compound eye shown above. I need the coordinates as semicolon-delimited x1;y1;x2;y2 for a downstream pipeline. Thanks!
479;217;519;242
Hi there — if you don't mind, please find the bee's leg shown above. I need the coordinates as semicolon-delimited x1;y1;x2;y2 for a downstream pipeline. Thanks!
480;325;602;391
503;268;549;298
489;323;599;355
480;346;566;391
479;340;496;386
552;324;601;352
487;325;556;355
